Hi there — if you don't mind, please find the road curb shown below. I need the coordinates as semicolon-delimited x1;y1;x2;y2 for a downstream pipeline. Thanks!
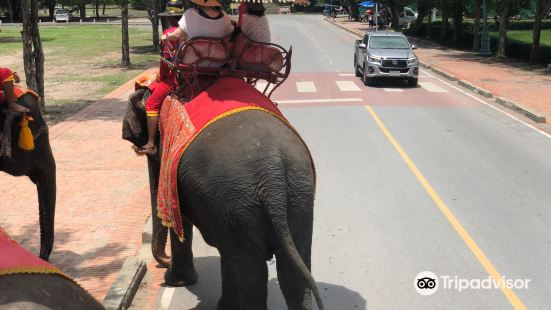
458;80;493;98
325;18;362;38
495;97;547;123
102;216;153;309
430;67;458;81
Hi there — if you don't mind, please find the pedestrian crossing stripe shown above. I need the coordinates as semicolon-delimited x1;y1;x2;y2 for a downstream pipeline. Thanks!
296;81;317;93
419;82;447;92
382;88;404;92
335;80;361;92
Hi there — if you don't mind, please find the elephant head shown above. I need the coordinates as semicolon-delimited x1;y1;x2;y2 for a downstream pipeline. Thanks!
121;89;170;267
122;89;148;148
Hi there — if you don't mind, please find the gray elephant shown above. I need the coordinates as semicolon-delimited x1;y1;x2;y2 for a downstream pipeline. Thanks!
122;87;324;310
0;274;104;310
0;94;56;261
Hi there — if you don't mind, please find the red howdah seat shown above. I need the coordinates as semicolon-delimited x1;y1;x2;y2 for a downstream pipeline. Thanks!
162;31;292;99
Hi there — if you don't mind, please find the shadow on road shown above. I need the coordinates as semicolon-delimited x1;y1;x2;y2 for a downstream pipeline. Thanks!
177;256;367;309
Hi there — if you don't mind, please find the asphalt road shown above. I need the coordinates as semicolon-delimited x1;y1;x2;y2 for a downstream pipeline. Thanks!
134;15;551;310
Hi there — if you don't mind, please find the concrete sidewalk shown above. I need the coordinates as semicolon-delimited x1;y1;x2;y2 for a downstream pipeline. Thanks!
0;69;155;304
328;17;551;125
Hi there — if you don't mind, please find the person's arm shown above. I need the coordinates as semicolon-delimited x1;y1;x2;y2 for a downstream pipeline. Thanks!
161;27;185;41
3;80;16;106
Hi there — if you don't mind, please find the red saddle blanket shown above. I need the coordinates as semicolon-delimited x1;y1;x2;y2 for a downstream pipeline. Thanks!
0;228;64;277
158;77;288;241
0;85;39;105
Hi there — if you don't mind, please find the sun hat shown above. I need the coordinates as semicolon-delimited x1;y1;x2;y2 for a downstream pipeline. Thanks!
159;0;185;15
189;0;222;7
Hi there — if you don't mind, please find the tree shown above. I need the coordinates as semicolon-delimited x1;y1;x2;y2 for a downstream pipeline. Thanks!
530;0;551;63
450;0;465;44
496;0;511;57
440;0;449;41
121;0;131;67
147;0;161;51
473;0;481;50
20;0;46;110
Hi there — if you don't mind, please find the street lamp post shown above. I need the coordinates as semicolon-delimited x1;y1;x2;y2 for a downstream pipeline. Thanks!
479;0;492;56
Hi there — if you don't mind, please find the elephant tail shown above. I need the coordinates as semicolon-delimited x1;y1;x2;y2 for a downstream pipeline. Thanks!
264;195;324;310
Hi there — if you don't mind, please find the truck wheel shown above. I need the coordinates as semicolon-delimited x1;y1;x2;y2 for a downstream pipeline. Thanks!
363;64;374;86
408;78;418;87
354;56;361;77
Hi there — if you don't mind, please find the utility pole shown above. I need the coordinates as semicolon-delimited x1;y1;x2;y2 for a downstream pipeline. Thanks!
479;0;492;56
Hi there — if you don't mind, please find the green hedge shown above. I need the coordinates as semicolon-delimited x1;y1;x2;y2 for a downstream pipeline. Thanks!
130;0;148;10
405;21;551;64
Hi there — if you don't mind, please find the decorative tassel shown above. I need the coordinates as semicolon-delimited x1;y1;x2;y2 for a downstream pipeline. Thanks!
18;115;35;151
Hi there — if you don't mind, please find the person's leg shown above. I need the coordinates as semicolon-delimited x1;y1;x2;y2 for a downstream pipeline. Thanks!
139;81;173;155
3;81;29;113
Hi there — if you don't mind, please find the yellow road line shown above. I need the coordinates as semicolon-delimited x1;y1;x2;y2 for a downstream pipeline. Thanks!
364;105;527;310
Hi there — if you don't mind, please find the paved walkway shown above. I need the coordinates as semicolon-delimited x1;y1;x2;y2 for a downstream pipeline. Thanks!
329;17;551;124
0;70;155;301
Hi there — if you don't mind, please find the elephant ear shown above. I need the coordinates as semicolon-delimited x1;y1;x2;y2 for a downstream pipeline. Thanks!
122;89;148;146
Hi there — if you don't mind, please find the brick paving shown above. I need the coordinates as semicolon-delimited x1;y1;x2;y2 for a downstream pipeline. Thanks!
330;17;551;123
0;69;156;301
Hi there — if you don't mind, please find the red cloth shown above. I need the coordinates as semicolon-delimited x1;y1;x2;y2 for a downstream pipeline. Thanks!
0;227;64;277
145;27;181;116
0;84;39;105
157;77;289;240
0;68;15;85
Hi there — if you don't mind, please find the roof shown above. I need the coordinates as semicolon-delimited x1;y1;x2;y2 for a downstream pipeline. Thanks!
368;32;405;37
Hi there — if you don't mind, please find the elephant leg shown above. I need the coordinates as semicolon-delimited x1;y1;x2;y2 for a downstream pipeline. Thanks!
30;154;56;261
217;255;240;310
147;156;170;267
218;245;268;310
164;219;197;286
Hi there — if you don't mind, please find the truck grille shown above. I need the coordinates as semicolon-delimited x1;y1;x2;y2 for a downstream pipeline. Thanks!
382;59;407;68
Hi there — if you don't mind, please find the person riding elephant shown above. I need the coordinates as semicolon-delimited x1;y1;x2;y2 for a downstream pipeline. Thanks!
0;68;29;113
138;0;233;156
0;73;56;261
122;77;324;309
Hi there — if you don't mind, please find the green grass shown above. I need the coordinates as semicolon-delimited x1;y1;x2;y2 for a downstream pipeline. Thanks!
0;25;158;105
506;30;551;46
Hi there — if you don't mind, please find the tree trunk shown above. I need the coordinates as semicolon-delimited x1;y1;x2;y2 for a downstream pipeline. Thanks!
452;2;463;45
48;2;55;20
21;0;37;94
80;2;86;20
473;0;481;50
103;3;106;15
30;0;45;109
148;0;160;51
530;0;551;64
7;0;14;23
389;5;401;31
441;0;448;41
496;0;511;58
121;0;131;67
96;1;100;19
426;10;433;39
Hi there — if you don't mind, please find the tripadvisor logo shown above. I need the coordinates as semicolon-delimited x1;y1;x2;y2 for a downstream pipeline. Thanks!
414;271;531;296
414;271;439;296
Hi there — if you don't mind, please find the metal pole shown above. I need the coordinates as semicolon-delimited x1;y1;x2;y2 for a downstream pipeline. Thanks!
479;0;492;56
375;2;378;31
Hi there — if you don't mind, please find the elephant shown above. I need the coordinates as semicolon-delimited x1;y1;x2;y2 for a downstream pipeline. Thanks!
0;94;56;261
0;274;104;310
122;86;324;310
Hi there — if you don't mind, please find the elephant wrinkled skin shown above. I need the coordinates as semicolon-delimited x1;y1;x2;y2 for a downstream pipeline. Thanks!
122;88;324;310
0;94;56;261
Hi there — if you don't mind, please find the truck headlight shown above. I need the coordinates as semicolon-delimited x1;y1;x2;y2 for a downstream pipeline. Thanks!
368;56;382;64
407;57;418;64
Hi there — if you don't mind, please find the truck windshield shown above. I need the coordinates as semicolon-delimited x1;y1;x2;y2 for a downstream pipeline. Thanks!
369;37;410;49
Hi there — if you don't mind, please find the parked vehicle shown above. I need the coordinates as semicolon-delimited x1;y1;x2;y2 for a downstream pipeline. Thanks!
54;9;72;22
353;31;419;86
399;7;417;26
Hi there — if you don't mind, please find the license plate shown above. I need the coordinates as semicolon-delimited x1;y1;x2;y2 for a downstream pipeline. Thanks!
389;71;401;76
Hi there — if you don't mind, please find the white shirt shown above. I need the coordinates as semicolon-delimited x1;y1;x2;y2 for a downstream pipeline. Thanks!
241;14;271;43
178;8;233;39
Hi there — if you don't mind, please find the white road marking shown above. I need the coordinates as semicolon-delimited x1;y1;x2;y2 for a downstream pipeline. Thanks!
435;77;551;139
419;81;447;92
339;73;356;76
296;81;317;93
335;80;361;92
277;98;363;104
383;88;404;92
255;82;268;91
160;287;176;310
